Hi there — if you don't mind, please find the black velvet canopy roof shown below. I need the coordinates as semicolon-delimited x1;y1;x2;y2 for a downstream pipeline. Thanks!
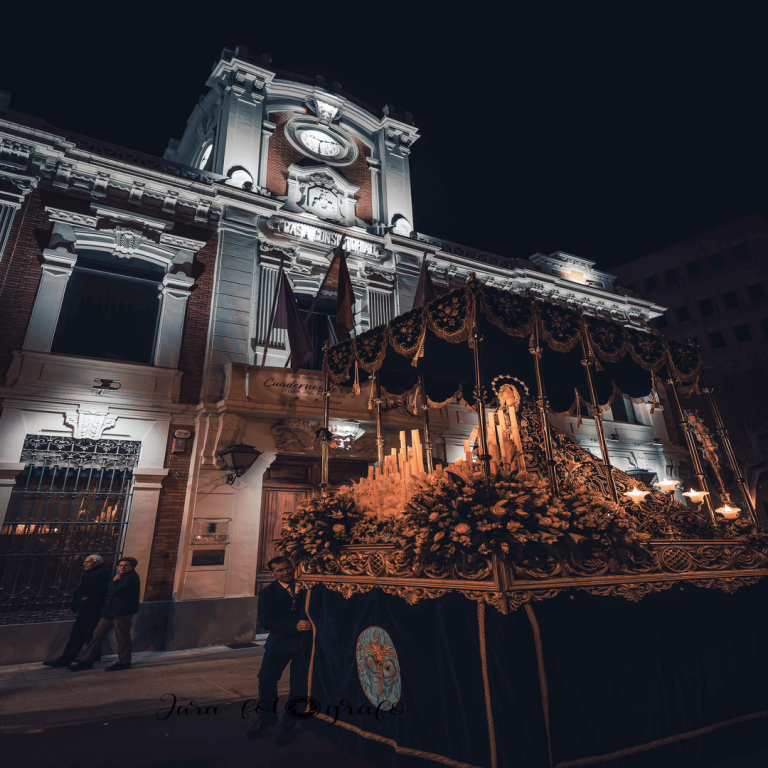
324;282;702;413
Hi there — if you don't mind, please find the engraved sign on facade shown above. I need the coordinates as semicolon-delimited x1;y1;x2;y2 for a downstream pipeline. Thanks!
269;219;384;259
251;368;371;413
192;519;231;545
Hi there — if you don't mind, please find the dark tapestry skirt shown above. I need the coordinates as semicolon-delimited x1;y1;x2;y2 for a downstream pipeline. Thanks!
300;580;768;768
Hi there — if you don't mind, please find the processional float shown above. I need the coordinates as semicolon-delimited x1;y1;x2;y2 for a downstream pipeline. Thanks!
279;275;768;768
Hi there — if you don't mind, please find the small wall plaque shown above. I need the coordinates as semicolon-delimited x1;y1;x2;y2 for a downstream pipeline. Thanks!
192;519;230;545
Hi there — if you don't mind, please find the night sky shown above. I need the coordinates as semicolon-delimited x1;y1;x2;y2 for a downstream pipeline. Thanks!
2;6;765;270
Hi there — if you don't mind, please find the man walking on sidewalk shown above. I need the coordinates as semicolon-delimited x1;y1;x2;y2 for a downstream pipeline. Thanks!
43;554;109;668
247;556;311;745
69;557;140;672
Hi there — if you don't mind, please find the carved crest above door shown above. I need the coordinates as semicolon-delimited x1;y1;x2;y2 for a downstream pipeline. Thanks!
270;418;379;458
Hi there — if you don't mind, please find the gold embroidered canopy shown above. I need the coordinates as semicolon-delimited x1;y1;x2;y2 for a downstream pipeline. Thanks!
324;281;701;411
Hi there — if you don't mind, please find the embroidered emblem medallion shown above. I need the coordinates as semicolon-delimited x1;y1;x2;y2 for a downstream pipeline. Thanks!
356;626;401;710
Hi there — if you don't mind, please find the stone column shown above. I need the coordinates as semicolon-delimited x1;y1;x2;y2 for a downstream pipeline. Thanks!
258;120;276;190
123;469;168;601
0;202;19;261
366;157;382;227
22;249;77;353
154;273;195;369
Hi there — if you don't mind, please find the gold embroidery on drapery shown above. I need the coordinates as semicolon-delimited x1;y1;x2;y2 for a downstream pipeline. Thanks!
584;316;627;364
666;339;702;384
389;306;426;358
426;287;472;343
426;383;464;409
538;303;582;353
326;339;354;384
480;285;534;337
353;325;388;373
626;328;666;372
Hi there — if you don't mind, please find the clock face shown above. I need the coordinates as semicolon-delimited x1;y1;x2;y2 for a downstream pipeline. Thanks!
300;130;341;157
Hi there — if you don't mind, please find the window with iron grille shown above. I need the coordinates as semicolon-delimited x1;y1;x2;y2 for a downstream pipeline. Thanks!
0;436;140;624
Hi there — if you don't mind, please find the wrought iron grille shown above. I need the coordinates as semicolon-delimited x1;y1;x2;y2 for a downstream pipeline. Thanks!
0;436;140;624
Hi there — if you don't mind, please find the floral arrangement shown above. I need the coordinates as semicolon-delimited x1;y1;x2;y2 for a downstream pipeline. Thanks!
562;485;652;552
278;469;652;569
278;489;364;562
391;467;652;567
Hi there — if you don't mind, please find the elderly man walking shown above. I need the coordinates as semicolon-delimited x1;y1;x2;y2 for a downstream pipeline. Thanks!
69;557;140;672
42;554;110;668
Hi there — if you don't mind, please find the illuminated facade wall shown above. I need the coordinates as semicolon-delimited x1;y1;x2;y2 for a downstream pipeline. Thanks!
0;47;685;644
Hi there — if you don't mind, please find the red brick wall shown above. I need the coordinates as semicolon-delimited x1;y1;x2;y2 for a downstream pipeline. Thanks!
0;190;95;380
0;188;216;403
142;431;193;601
266;111;372;223
175;227;218;405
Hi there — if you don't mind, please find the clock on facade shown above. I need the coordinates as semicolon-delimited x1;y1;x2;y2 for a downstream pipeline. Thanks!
300;130;341;157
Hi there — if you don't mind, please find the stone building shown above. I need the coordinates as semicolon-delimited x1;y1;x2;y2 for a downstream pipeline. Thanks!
0;47;681;660
612;216;768;522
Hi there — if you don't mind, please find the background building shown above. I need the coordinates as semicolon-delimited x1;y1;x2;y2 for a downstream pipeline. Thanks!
612;216;768;522
0;46;680;662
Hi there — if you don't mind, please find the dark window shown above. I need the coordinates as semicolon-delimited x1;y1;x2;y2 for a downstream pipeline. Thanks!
748;283;767;302
664;268;679;285
734;244;752;261
191;550;226;566
675;305;691;322
685;260;702;278
708;330;726;349
51;253;163;364
761;317;768;337
610;396;629;422
625;283;636;293
735;324;752;342
643;276;658;292
709;252;725;270
722;291;740;309
655;313;669;328
698;298;715;316
296;293;337;371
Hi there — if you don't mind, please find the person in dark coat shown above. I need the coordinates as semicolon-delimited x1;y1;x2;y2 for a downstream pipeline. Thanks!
43;554;109;668
69;557;140;672
247;556;311;745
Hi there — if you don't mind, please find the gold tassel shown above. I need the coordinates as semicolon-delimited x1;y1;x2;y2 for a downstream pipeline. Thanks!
367;374;375;410
650;370;657;414
353;360;361;395
575;388;582;427
411;327;426;367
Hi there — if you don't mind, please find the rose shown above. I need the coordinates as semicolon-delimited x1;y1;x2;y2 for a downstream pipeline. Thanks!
455;522;471;535
332;524;345;535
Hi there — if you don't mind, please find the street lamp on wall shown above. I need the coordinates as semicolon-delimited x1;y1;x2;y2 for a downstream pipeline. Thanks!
218;444;263;485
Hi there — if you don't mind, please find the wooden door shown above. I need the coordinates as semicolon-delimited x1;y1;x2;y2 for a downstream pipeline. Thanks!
254;455;370;595
255;456;315;595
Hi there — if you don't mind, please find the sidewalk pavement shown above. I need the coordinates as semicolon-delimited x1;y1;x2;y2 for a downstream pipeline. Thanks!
0;637;285;732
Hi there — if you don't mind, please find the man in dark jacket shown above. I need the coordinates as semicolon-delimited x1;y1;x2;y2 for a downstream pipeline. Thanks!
247;556;311;745
43;554;109;668
69;557;140;672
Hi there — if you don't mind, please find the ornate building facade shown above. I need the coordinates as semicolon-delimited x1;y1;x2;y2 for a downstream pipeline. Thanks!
0;47;683;657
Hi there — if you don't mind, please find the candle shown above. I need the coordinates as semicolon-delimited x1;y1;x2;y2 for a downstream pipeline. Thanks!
682;488;709;505
715;504;740;520
653;478;679;495
623;487;649;503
